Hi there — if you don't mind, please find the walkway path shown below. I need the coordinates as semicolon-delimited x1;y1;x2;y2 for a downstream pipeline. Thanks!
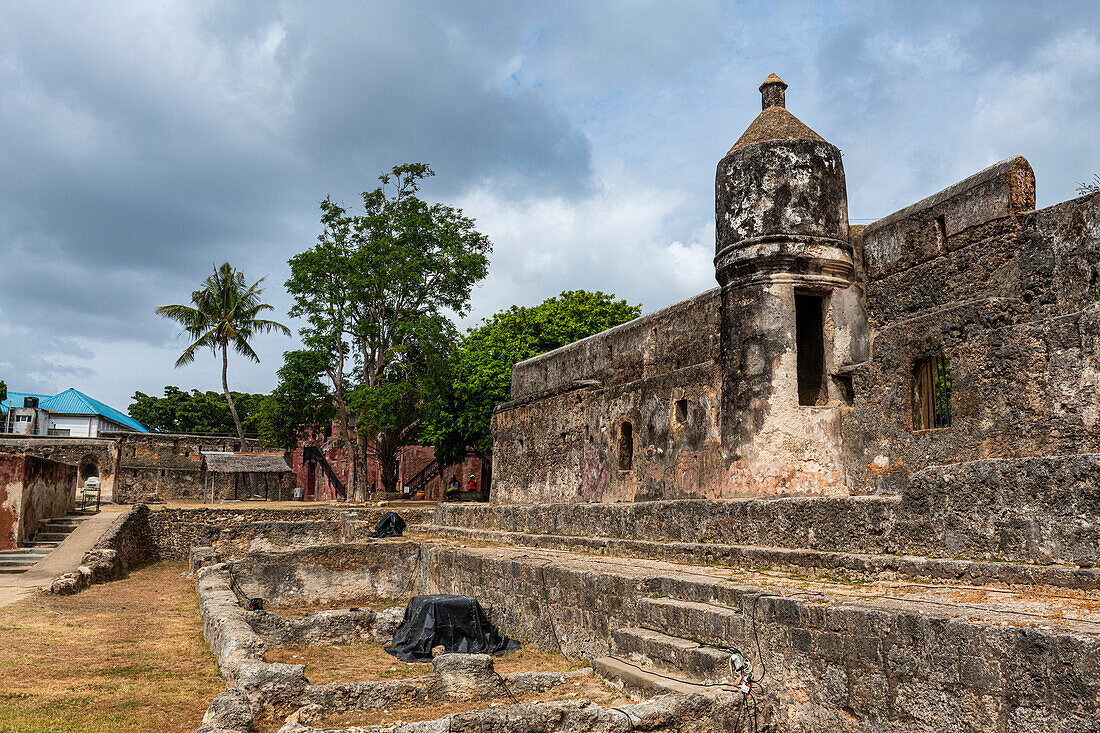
0;506;126;607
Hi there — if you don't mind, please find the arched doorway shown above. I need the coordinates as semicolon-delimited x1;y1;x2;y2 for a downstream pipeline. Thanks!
79;456;99;482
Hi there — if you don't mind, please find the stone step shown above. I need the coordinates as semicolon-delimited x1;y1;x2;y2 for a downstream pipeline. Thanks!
0;552;49;561
419;523;1100;592
26;541;60;548
593;656;731;699
636;597;744;648
0;557;41;567
42;520;82;529
613;627;734;684
32;532;71;542
0;567;29;575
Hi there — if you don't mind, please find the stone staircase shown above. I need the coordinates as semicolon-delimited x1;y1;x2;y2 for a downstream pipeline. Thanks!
0;512;94;574
595;597;748;697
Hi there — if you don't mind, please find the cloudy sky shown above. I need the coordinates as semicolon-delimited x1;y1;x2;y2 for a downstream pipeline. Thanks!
1;1;1098;410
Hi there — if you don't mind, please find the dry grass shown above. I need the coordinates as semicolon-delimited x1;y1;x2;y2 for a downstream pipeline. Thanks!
0;562;223;733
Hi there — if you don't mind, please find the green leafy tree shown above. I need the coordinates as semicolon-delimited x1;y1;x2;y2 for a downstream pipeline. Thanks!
129;387;267;435
0;380;6;404
258;350;335;450
287;163;490;497
427;290;641;466
156;262;290;449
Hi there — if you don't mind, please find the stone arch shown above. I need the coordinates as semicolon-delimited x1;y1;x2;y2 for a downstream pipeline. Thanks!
79;454;100;481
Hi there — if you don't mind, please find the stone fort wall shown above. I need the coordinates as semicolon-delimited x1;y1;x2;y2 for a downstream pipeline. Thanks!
492;289;723;504
491;157;1100;503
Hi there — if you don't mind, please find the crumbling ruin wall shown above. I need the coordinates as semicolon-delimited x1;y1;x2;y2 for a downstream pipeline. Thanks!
0;452;76;549
438;454;1100;567
417;546;1098;732
0;437;116;494
844;158;1100;491
147;506;434;561
492;289;724;503
110;432;246;503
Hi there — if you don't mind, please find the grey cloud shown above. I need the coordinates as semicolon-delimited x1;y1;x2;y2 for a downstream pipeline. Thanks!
3;0;1100;409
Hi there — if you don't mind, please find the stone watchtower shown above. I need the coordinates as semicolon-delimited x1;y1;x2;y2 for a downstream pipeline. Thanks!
716;75;867;495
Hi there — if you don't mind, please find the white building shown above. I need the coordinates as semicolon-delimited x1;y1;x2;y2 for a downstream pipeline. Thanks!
1;388;148;437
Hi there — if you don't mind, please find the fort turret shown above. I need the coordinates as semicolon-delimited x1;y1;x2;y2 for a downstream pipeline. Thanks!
716;76;866;496
714;74;852;290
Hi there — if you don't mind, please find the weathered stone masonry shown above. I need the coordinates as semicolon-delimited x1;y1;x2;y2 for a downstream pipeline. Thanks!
491;75;1100;504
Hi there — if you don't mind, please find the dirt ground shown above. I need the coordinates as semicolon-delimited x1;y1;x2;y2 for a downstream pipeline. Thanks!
261;640;627;731
0;562;223;733
317;672;630;729
264;638;586;684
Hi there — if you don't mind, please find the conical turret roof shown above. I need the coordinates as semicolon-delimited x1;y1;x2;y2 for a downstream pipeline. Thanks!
728;75;826;153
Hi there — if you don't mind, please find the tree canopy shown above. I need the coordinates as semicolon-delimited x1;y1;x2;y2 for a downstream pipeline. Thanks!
285;164;491;495
257;350;335;451
129;386;267;435
428;290;641;464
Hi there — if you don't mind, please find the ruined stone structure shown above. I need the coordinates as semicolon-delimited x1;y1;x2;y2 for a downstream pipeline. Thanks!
492;75;1100;503
0;453;76;549
0;432;259;503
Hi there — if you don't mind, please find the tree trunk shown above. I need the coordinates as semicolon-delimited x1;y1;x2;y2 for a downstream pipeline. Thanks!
378;442;400;494
222;344;246;450
222;344;257;496
330;361;355;502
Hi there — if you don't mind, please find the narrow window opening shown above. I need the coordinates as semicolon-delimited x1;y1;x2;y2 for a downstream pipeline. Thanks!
618;422;633;471
674;399;688;424
913;354;952;430
833;374;854;406
795;293;827;406
1091;268;1100;301
935;214;948;246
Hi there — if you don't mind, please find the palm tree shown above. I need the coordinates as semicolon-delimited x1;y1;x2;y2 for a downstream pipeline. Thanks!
156;262;290;448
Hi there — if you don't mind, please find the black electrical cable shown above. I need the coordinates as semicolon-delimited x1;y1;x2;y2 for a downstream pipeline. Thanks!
605;656;741;691
749;593;767;685
749;687;759;732
493;670;519;704
537;559;566;657
610;706;635;732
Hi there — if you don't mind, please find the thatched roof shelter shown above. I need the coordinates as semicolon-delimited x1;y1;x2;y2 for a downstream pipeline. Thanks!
200;452;294;502
201;452;292;474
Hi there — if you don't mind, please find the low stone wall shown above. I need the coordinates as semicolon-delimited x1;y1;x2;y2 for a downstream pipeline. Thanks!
196;538;1100;732
46;505;431;595
227;542;420;608
901;454;1100;566
0;452;76;549
438;454;1100;567
148;506;433;561
47;505;155;594
420;546;1100;732
435;495;902;555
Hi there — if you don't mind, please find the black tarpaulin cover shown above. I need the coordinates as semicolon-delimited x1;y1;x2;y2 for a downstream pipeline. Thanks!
369;511;406;538
385;594;520;662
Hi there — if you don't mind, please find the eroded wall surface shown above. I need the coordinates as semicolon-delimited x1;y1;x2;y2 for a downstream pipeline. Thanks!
844;159;1100;491
111;433;249;503
492;155;1100;502
0;437;116;494
0;452;76;548
491;290;723;503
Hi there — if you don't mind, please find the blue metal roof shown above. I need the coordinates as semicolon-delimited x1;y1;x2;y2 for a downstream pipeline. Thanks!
2;388;149;433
